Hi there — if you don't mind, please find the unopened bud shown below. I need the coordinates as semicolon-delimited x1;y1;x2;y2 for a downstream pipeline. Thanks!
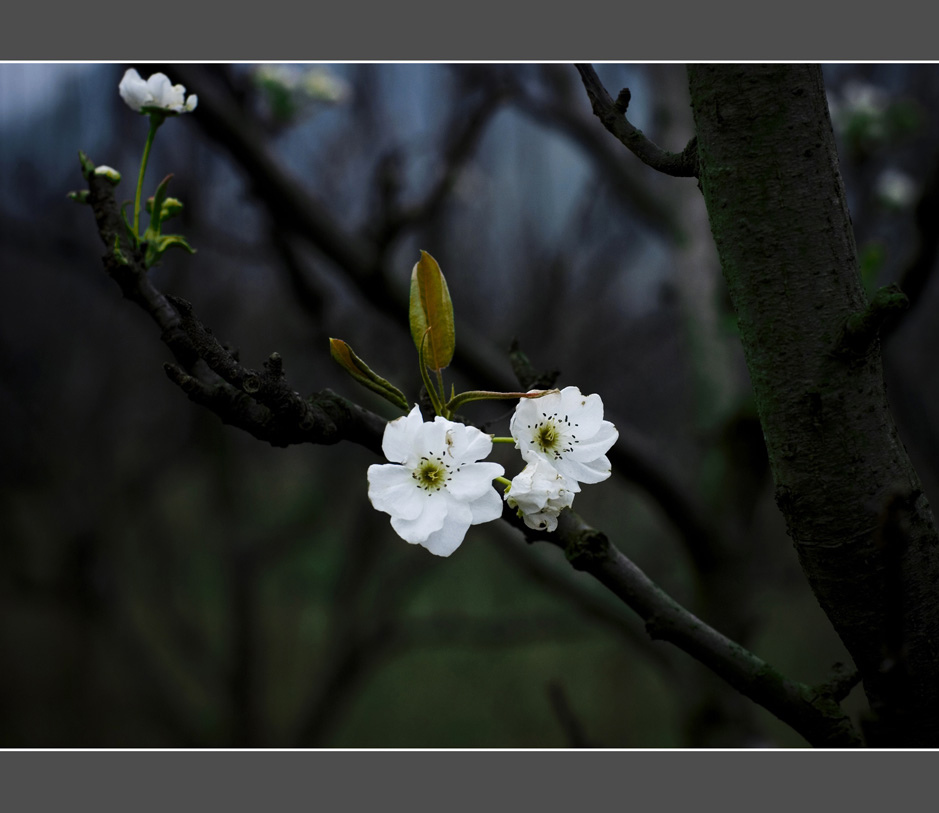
93;165;122;185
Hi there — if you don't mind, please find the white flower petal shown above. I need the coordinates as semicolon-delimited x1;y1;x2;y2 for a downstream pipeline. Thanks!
119;69;150;111
146;73;174;103
442;420;493;462
509;396;540;437
570;420;618;458
381;405;423;464
447;461;504;501
559;386;604;426
390;494;449;543
467;487;505;525
442;494;474;526
555;454;612;485
366;464;424;520
423;417;452;455
421;515;473;557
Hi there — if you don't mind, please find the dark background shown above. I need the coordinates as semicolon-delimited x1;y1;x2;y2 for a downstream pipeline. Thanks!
2;63;939;747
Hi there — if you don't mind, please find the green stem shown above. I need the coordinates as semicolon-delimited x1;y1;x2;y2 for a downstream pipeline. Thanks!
495;476;513;490
491;436;516;444
133;115;163;239
446;388;558;415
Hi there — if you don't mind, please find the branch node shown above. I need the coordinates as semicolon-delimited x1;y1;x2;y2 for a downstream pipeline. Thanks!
265;352;285;380
560;516;611;572
836;283;909;357
815;661;862;702
575;63;698;178
614;87;631;114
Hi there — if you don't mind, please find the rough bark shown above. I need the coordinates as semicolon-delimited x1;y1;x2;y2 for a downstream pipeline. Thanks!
688;64;939;745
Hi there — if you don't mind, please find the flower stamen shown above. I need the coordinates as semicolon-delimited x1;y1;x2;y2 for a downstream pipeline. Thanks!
413;455;450;492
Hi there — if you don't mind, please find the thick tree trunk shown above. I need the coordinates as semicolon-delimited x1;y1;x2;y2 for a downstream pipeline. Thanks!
688;64;939;745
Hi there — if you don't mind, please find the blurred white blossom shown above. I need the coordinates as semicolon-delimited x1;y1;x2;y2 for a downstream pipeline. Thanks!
875;167;918;209
254;65;350;123
828;80;889;144
119;69;197;115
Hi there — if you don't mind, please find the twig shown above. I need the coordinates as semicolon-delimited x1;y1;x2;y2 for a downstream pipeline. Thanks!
510;66;685;241
836;284;909;357
507;507;862;747
575;64;698;178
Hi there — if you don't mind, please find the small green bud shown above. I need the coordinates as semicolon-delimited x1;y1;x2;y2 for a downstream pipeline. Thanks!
329;338;409;411
93;165;122;185
145;195;183;220
78;150;96;179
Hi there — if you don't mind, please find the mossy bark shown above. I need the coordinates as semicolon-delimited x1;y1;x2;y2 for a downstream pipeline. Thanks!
688;64;939;745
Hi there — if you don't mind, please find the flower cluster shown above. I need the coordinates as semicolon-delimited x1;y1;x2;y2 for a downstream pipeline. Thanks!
368;387;618;555
506;386;617;531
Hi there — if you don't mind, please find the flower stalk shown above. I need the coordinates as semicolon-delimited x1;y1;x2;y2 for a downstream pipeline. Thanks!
133;116;163;239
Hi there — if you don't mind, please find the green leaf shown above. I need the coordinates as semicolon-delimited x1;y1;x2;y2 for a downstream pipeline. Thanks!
120;201;139;244
112;235;130;266
409;250;455;373
329;338;410;411
143;174;174;242
78;150;96;180
144;233;196;268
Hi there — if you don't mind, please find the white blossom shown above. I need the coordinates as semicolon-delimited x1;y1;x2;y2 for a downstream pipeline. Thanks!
841;80;889;118
876;168;917;209
119;69;198;115
367;406;504;557
510;386;618;485
506;459;580;532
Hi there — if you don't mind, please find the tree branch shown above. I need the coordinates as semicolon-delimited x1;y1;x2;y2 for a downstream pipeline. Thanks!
575;64;698;178
507;507;861;747
82;165;387;456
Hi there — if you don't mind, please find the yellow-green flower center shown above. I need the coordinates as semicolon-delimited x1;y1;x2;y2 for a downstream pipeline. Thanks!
536;422;560;452
413;456;451;493
527;412;577;462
